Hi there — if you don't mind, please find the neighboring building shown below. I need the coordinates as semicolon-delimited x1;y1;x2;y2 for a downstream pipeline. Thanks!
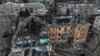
94;16;100;30
57;3;97;16
0;2;47;16
94;16;100;40
0;0;14;3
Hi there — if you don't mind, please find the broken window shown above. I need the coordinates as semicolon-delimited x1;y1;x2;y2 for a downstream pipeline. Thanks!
59;28;61;30
58;33;61;36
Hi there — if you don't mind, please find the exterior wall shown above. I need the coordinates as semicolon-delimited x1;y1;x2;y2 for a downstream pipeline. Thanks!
49;27;57;40
74;24;90;43
45;25;75;42
42;24;90;43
